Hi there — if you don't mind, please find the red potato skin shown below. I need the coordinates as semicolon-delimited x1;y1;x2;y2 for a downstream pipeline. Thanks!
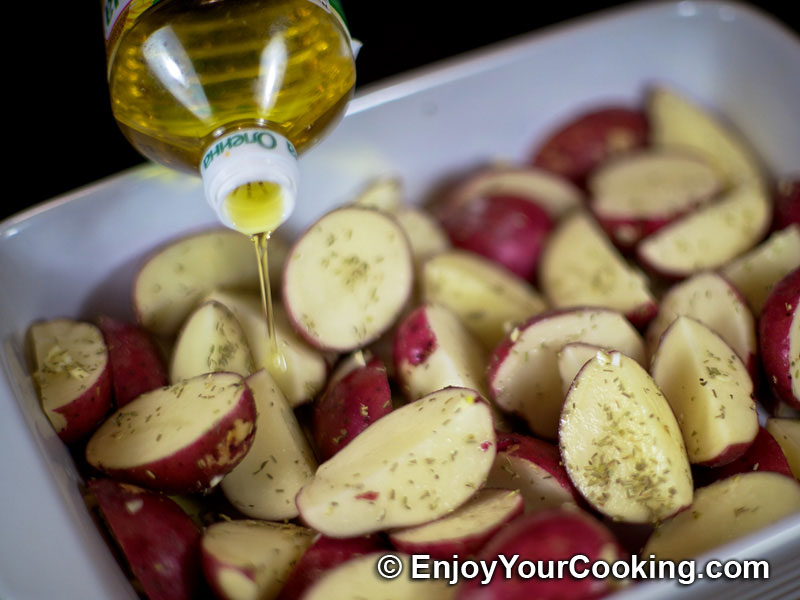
312;357;393;461
759;268;800;409
495;432;582;503
774;178;800;231
531;107;649;187
432;193;554;280
455;508;624;600
277;534;386;600
97;315;168;408
389;489;524;559
693;426;794;487
88;478;203;600
89;384;258;494
53;364;113;446
393;305;438;369
593;214;673;251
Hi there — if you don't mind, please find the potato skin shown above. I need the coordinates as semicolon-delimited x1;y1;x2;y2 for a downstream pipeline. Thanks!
530;106;649;186
53;364;113;445
773;177;800;231
88;382;258;494
455;508;623;600
759;268;800;409
312;357;392;461
433;193;553;280
88;478;203;600
98;315;168;407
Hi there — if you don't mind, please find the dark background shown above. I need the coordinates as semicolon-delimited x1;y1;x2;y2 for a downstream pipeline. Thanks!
7;1;799;221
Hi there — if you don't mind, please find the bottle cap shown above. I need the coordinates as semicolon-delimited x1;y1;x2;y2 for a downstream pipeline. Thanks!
200;128;299;233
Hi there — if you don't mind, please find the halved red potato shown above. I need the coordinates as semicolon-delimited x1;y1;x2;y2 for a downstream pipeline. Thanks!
486;432;579;512
392;206;451;271
636;184;772;279
539;211;657;326
312;354;392;461
86;372;256;494
694;426;793;487
283;206;414;352
488;307;646;440
651;316;758;466
302;552;452;600
170;300;254;383
351;176;404;212
28;318;112;444
394;303;489;401
646;86;766;188
201;519;314;600
774;177;800;230
455;507;625;600
560;350;693;523
421;250;547;350
530;105;649;186
644;271;757;374
133;228;259;337
97;315;168;408
722;224;800;315
759;268;800;409
296;387;496;537
88;479;202;600
220;369;316;520
389;488;523;559
766;418;800;479
588;149;723;248
204;290;327;407
432;165;583;224
557;342;605;396
642;471;800;560
278;534;387;600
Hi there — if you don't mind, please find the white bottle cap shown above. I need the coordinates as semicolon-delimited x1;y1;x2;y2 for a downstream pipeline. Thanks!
200;128;299;232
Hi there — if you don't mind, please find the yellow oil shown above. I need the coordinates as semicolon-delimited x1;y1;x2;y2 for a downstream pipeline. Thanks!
107;0;356;173
106;0;355;372
253;232;287;373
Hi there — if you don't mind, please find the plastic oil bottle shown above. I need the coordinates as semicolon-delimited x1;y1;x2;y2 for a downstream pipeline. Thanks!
102;0;358;369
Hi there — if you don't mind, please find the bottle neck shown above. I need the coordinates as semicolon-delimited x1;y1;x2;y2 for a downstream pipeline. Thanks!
201;127;299;235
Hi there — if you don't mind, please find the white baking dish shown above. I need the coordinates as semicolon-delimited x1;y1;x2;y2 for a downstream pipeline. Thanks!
1;2;799;598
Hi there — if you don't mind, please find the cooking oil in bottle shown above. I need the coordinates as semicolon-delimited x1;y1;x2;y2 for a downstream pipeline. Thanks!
103;0;357;370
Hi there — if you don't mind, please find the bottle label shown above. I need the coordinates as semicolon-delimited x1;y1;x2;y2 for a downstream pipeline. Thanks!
201;129;298;174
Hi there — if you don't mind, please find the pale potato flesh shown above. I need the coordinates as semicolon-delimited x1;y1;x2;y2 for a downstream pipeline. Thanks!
590;149;721;217
29;319;108;432
170;301;254;383
204;290;327;407
422;250;547;350
643;472;800;561
296;387;496;537
792;303;800;401
560;351;693;523
454;166;583;219
399;304;490;400
134;229;259;336
221;370;317;520
86;373;249;469
283;207;413;351
202;520;314;600
722;224;800;315
651;317;758;464
352;177;404;212
637;185;771;276
486;455;575;513
491;308;646;439
393;207;450;270
303;553;453;600
645;272;756;366
557;342;605;397
647;86;765;188
766;418;800;479
390;488;522;547
540;211;655;316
